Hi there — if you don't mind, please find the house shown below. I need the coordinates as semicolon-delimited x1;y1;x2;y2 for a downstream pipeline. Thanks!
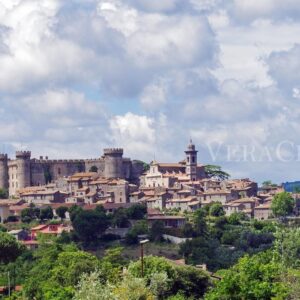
19;190;67;204
30;224;72;239
8;229;29;241
224;197;257;218
129;191;145;203
0;203;10;223
202;190;235;205
224;178;258;198
254;202;273;220
147;215;186;228
166;197;200;212
145;191;173;210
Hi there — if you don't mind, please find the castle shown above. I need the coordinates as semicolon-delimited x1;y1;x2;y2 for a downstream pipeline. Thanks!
0;148;144;196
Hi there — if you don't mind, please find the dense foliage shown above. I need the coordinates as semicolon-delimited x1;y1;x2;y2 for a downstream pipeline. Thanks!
271;191;295;218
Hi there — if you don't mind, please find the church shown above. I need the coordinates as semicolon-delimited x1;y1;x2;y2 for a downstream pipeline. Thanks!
143;141;206;188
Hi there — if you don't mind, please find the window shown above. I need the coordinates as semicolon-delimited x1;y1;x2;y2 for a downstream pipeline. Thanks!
192;156;195;163
187;157;190;163
58;168;61;175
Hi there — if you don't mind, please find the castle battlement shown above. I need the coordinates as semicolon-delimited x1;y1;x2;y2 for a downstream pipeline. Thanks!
16;151;31;159
31;158;85;164
104;148;124;155
0;154;8;161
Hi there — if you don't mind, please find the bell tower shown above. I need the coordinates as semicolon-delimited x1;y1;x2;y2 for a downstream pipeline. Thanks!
185;139;198;181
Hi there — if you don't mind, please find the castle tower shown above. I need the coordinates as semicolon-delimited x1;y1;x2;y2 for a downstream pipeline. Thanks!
185;140;198;181
16;151;31;189
0;154;9;191
103;148;124;179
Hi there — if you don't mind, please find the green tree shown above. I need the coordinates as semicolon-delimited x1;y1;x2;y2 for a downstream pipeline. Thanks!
112;208;130;228
128;256;210;298
72;209;109;244
205;251;288;300
126;203;147;220
209;203;225;217
262;180;273;186
271;192;295;218
50;250;100;287
74;270;115;300
40;206;54;221
0;231;24;263
21;207;39;223
204;165;230;180
69;205;83;222
56;206;68;221
125;220;149;245
149;220;164;242
0;188;8;199
193;209;208;236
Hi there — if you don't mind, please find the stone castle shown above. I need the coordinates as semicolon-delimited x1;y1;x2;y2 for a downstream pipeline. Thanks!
0;148;144;196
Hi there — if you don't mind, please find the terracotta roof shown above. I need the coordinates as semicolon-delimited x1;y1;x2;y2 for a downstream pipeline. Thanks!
255;202;272;209
204;190;231;195
9;203;30;211
230;198;257;204
71;172;98;178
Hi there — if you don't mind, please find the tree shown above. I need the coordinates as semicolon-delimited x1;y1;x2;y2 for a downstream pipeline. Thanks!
193;209;208;236
74;270;115;300
209;203;225;217
112;208;130;228
56;206;68;221
125;220;149;245
21;207;40;223
262;180;273;186
89;165;98;173
0;231;24;263
149;220;164;242
271;192;295;218
204;165;230;181
126;203;147;220
128;256;210;298
0;188;8;199
182;222;196;238
72;209;110;244
40;206;54;221
50;250;100;286
205;251;288;300
69;205;83;222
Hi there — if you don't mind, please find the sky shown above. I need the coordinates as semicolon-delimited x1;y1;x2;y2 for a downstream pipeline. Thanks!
1;0;300;184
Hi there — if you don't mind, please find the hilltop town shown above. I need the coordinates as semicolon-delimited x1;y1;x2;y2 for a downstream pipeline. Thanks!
0;141;293;231
0;141;299;299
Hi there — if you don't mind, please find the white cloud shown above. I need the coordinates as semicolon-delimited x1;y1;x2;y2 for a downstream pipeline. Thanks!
1;0;300;183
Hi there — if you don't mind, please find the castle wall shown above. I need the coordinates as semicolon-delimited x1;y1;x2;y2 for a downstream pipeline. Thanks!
84;159;105;176
104;149;124;179
0;155;9;191
4;148;145;196
30;159;86;185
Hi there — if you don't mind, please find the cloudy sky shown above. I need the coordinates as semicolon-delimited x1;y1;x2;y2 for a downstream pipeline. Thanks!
1;0;300;184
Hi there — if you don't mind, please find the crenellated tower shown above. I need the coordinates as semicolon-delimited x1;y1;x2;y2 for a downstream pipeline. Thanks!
16;151;31;190
185;140;198;181
0;154;9;191
103;148;124;179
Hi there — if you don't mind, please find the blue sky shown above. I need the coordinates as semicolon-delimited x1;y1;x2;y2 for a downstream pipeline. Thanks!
1;0;300;184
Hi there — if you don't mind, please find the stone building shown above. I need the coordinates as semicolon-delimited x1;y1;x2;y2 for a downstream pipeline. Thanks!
143;141;206;188
0;148;144;196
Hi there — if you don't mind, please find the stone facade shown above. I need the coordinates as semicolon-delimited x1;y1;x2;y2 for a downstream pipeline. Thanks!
0;148;144;196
